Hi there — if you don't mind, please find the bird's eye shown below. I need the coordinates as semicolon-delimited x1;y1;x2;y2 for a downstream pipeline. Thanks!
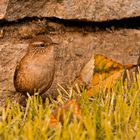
39;43;45;47
32;42;45;48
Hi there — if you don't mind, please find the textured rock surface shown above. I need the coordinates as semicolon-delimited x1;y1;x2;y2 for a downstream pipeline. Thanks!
0;0;140;105
0;20;140;104
4;0;140;21
0;0;8;20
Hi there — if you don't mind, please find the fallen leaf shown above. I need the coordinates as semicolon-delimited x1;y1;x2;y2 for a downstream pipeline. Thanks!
50;54;136;126
75;54;136;96
87;54;135;96
50;99;81;126
74;54;95;89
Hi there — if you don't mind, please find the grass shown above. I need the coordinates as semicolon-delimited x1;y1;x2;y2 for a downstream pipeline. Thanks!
0;72;140;140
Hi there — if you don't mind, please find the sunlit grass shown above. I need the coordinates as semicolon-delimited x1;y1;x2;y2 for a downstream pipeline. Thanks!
0;71;140;140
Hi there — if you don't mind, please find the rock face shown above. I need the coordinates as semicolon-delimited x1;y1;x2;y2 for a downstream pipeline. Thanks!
0;0;8;20
0;0;140;105
0;20;140;104
1;0;140;21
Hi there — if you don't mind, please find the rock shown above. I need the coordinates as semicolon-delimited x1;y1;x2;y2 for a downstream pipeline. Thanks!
0;20;140;105
0;0;8;20
3;0;140;21
0;0;139;104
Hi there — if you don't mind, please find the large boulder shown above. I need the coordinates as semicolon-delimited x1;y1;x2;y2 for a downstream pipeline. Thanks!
2;0;140;21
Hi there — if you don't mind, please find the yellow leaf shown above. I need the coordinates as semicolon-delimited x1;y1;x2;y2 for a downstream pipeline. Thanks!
87;54;135;96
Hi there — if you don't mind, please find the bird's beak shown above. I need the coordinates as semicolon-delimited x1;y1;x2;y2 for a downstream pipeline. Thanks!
52;42;59;45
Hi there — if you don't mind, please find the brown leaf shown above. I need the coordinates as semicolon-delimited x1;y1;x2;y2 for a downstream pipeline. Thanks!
50;99;81;126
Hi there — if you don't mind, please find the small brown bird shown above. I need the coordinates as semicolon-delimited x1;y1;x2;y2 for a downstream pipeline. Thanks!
14;36;55;95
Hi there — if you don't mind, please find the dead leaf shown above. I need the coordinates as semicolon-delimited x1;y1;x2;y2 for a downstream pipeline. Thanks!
74;54;95;89
50;54;136;126
75;54;136;96
87;54;135;96
50;99;81;126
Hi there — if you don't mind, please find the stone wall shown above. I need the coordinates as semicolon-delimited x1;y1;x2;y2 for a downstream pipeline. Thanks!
0;0;140;105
